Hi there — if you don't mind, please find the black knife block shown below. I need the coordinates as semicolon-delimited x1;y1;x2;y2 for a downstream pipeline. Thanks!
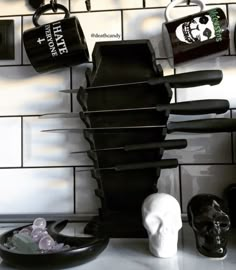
79;40;174;237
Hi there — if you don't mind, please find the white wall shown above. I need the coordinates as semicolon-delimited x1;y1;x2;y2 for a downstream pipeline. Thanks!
0;0;235;219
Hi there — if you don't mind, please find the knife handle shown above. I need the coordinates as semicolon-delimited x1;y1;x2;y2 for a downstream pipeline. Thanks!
167;118;236;133
149;70;223;88
115;159;178;171
124;139;187;151
156;99;229;115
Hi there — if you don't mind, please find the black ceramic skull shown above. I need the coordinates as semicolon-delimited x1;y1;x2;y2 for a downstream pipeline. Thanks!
187;194;230;258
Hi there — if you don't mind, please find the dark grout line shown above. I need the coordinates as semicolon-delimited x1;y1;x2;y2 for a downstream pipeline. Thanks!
121;10;124;40
68;0;71;12
20;16;24;65
0;64;32;68
0;214;93;223
179;165;183;212
0;163;234;170
0;165;92;170
70;67;73;112
73;167;76;214
21;117;24;168
0;115;42;118
226;4;231;56
0;2;234;19
230;110;235;163
174;67;177;103
178;162;236;166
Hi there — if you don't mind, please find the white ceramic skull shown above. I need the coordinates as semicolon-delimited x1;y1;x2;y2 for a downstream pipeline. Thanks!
142;193;182;258
175;15;215;44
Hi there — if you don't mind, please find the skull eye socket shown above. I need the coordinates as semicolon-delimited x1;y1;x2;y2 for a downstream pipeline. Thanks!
194;220;212;232
215;215;231;231
199;15;209;24
203;28;212;39
193;215;230;232
145;216;162;234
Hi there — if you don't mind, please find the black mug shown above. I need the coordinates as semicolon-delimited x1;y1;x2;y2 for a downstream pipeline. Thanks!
162;0;229;66
23;3;89;73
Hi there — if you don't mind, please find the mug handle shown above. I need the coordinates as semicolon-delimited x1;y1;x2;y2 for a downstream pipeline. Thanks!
33;3;70;27
165;0;206;22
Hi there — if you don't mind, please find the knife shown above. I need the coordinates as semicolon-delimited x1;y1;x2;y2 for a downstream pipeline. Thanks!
76;159;179;172
59;70;223;93
41;118;236;134
71;139;188;154
39;99;230;119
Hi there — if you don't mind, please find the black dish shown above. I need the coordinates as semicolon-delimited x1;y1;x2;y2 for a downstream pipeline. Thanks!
0;220;109;269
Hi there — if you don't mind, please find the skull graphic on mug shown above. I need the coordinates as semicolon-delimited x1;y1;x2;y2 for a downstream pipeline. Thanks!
175;14;217;44
162;0;229;66
187;194;231;258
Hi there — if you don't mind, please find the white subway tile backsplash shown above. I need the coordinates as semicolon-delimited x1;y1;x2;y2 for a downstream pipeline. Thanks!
0;0;34;16
76;11;122;59
163;113;232;164
72;63;93;89
156;59;174;75
72;63;93;111
0;0;235;217
175;56;236;107
23;117;92;167
157;167;180;202
123;8;165;57
0;168;74;214
181;165;236;213
229;4;236;55
231;110;236;163
163;133;232;164
204;0;235;3
164;3;227;20
71;0;143;12
0;66;70;116
0;0;69;16
75;170;100;214
0;118;21;167
146;0;171;7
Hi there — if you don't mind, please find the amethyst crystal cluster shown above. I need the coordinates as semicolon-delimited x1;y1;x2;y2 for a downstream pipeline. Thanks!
4;218;70;253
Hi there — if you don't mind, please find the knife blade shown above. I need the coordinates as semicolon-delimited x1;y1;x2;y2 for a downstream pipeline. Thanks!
39;99;229;119
70;139;188;154
41;118;236;134
76;159;178;172
59;70;223;93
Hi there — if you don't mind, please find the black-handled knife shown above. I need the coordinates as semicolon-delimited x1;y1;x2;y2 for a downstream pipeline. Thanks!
76;159;178;172
41;118;236;134
167;118;236;133
155;99;229;115
71;139;187;154
82;99;229;115
39;99;229;119
59;70;223;93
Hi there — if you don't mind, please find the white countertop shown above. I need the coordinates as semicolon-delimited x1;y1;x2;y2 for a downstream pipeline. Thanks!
0;223;235;270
